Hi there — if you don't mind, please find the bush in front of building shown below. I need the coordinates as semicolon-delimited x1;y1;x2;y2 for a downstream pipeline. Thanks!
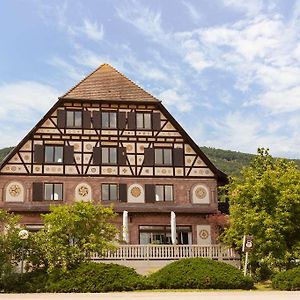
147;258;254;290
272;267;300;290
46;262;149;292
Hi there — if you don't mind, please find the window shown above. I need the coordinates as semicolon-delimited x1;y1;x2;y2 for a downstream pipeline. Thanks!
155;148;172;165
101;111;117;129
102;147;117;164
136;112;151;129
66;110;82;128
44;183;63;201
155;185;173;201
139;226;192;245
45;146;63;163
102;184;118;201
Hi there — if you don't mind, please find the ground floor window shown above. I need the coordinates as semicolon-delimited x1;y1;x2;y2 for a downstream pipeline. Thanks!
139;225;192;245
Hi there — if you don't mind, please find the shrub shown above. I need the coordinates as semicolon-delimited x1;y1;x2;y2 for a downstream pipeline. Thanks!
47;262;149;292
272;267;300;290
147;258;253;290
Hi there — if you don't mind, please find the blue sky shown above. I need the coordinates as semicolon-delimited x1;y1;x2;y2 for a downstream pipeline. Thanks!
0;0;300;158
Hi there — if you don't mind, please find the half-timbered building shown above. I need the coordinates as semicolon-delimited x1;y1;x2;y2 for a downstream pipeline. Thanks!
0;64;227;246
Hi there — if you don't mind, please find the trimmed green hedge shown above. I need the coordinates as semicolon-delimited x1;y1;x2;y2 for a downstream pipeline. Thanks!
147;258;254;290
47;262;149;292
272;267;300;290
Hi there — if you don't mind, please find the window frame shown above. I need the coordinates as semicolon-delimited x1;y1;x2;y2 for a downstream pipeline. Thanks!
44;145;64;164
136;112;152;130
155;185;173;202
101;147;118;165
66;110;82;128
101;183;119;201
101;111;117;129
154;148;173;166
44;183;63;201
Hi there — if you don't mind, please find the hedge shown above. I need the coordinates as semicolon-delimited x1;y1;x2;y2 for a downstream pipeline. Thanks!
272;267;300;290
147;258;254;290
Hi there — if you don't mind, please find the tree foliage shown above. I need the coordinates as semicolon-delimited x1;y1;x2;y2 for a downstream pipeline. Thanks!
222;148;300;276
36;202;118;271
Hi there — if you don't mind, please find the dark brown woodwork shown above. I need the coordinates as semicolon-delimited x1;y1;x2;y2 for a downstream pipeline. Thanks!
34;145;44;163
145;184;155;203
173;148;184;167
93;147;101;164
83;111;91;129
119;184;127;202
118;112;126;130
92;111;101;129
64;146;74;164
32;182;43;201
143;148;154;166
118;147;127;165
152;113;161;130
57;109;66;129
127;112;136;130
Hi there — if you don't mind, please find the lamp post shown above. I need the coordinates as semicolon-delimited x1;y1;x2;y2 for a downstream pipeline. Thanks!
18;229;29;275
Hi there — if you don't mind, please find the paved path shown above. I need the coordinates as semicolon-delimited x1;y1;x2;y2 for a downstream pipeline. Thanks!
1;292;300;300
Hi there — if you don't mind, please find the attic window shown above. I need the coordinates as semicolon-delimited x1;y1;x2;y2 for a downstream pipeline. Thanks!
66;111;82;128
136;112;151;129
101;111;117;129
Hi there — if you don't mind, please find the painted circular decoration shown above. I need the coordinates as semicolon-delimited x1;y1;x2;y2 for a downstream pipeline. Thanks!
126;145;133;151
131;187;141;198
9;184;21;197
86;144;92;150
78;185;89;197
162;169;167;174
91;167;96;173
199;229;209;240
11;166;17;171
195;187;207;199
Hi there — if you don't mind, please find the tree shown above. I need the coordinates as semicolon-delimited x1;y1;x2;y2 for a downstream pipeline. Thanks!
222;148;300;277
0;210;24;285
37;202;118;271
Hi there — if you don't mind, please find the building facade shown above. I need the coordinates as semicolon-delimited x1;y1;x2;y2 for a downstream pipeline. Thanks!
0;64;227;245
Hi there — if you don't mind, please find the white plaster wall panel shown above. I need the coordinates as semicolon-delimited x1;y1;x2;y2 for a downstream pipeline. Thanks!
128;184;144;203
196;225;212;245
192;184;210;204
75;183;92;202
5;182;24;202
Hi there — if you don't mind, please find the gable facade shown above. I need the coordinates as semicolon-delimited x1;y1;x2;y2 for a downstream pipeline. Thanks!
0;64;227;245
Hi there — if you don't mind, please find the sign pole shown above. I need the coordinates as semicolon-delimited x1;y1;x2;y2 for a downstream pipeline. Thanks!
243;251;249;276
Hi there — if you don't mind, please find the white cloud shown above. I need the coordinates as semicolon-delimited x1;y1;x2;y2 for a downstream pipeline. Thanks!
181;1;202;23
222;0;264;17
158;89;192;112
79;19;104;41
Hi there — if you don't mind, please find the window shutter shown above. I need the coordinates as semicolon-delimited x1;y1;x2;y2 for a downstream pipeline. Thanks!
32;182;43;201
152;113;161;130
92;111;101;129
57;109;66;129
145;184;155;203
64;146;74;164
173;148;184;167
118;112;126;130
119;184;127;202
118;147;127;166
34;145;44;163
93;147;102;165
127;112;136;130
143;148;154;166
83;110;91;129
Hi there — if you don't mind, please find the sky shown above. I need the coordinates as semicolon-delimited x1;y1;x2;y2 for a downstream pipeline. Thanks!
0;0;300;158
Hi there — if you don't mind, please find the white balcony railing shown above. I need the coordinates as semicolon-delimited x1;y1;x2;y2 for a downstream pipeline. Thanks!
91;244;239;261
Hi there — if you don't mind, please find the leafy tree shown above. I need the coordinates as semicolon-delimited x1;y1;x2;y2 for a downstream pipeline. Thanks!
0;210;24;284
222;148;300;277
37;202;118;271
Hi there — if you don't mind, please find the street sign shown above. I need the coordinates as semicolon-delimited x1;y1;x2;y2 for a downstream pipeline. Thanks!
242;235;254;252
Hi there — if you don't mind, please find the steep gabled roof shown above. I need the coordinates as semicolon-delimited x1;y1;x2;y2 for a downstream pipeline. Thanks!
61;63;159;102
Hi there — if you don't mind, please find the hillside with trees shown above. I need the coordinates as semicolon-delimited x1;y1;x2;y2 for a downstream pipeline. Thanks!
0;146;299;177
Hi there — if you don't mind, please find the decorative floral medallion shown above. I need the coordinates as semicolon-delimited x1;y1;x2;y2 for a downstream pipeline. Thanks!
86;143;92;150
126;144;133;151
199;229;209;240
131;187;141;197
78;185;89;197
91;167;96;173
9;185;21;197
195;187;207;199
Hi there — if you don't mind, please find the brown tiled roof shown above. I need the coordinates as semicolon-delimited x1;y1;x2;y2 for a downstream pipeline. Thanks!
61;63;159;102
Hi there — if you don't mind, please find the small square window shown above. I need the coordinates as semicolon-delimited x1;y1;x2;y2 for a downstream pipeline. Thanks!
155;185;173;201
44;183;63;201
66;111;82;128
102;112;117;129
45;146;63;163
102;184;118;201
136;113;152;129
155;149;172;165
102;147;117;164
